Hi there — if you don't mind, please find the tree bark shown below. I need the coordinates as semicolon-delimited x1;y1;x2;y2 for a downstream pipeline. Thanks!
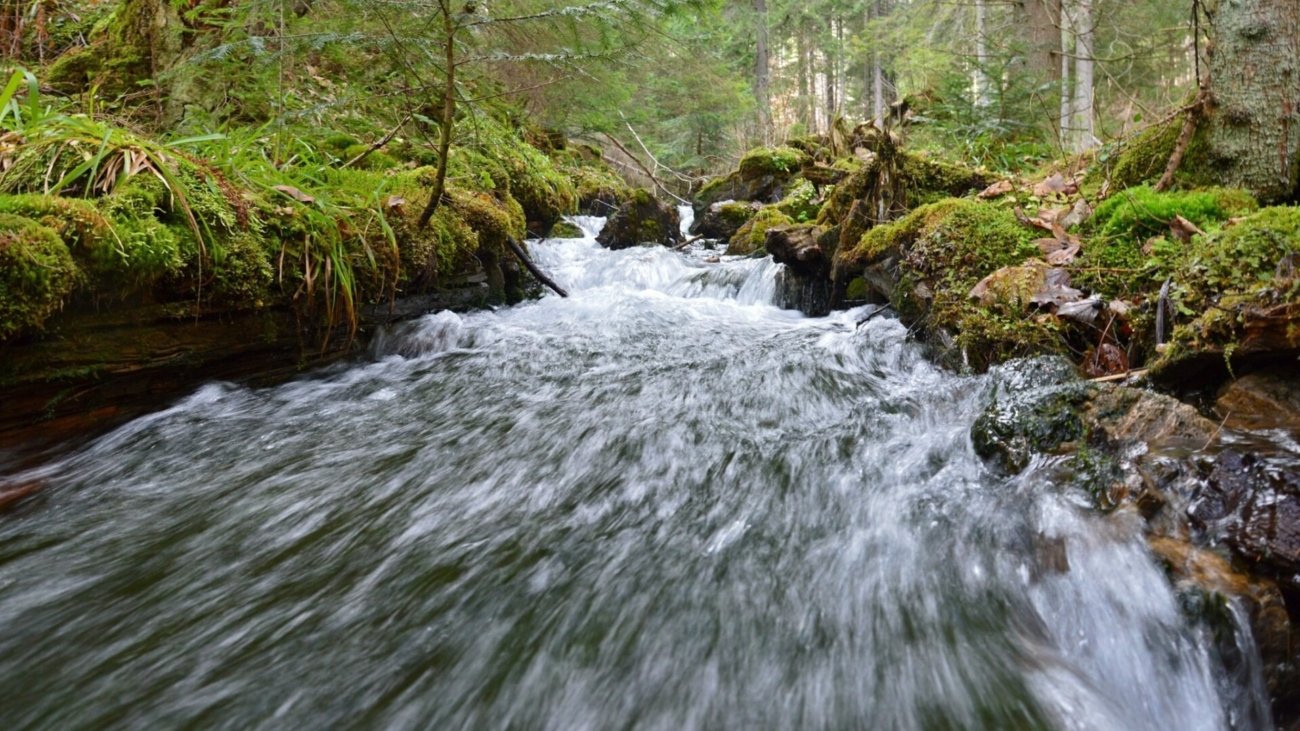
974;0;992;109
1206;0;1300;203
1069;0;1096;151
797;28;812;131
754;0;772;143
1059;0;1074;147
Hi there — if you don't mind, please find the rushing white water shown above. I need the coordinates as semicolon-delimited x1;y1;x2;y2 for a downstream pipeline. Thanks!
0;218;1267;730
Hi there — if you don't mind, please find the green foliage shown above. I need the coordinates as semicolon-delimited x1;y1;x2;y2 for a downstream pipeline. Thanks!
775;179;820;222
0;213;77;339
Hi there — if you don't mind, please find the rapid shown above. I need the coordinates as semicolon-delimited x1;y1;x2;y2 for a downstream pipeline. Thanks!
0;210;1270;730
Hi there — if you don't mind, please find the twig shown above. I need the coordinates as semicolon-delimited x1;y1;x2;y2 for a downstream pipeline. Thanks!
506;236;568;298
1088;368;1149;383
342;112;413;170
673;234;703;251
1155;86;1208;192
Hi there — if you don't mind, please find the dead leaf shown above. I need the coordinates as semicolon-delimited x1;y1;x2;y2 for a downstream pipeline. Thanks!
1059;199;1093;230
979;180;1014;199
1109;299;1134;317
1046;244;1081;266
1223;216;1246;229
386;195;406;209
273;185;316;204
1056;297;1104;325
1083;342;1130;378
1014;207;1053;232
1032;173;1079;198
1169;215;1206;242
1098;180;1112;200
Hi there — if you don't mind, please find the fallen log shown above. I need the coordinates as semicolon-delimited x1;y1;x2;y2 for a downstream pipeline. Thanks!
507;237;569;298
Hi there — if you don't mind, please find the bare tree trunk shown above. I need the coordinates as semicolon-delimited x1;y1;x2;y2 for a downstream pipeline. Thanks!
974;0;992;109
871;0;885;126
754;0;772;143
1069;0;1096;151
1021;0;1060;83
1059;0;1073;147
797;28;812;132
1207;0;1300;203
825;47;837;123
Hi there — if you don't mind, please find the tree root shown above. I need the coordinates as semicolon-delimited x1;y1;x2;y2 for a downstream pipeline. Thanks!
506;236;569;298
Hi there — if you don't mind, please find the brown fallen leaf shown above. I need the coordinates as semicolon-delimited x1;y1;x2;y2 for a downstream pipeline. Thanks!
386;195;406;209
1059;199;1093;230
1014;207;1053;232
1056;297;1104;325
273;185;316;204
979;180;1015;199
1083;342;1129;378
1169;215;1206;242
1032;173;1079;198
1046;244;1081;266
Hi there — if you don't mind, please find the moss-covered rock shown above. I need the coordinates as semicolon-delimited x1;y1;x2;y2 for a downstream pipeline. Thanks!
692;200;759;240
1106;116;1216;192
836;199;1061;370
596;190;681;250
737;146;810;178
726;205;792;256
548;220;585;238
0;213;77;339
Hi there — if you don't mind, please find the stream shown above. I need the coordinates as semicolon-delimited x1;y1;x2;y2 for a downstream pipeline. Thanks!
0;211;1271;730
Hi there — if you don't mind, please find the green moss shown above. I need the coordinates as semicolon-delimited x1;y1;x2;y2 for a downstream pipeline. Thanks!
0;213;77;339
1179;206;1300;307
727;205;792;256
898;154;987;206
1088;185;1259;242
845;276;869;301
1108;116;1214;191
738;146;810;179
549;220;584;238
842;199;1058;371
717;202;758;228
342;144;399;171
775;179;821;223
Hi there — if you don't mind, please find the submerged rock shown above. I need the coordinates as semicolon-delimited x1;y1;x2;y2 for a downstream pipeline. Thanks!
596;190;682;250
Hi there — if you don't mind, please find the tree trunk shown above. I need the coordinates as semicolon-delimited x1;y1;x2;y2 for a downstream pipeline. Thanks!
974;0;992;109
1207;0;1300;203
1070;0;1096;151
1021;0;1061;83
797;28;812;131
1060;0;1074;147
754;0;772;143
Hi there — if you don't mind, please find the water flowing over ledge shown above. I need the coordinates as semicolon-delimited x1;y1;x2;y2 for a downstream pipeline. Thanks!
0;216;1269;730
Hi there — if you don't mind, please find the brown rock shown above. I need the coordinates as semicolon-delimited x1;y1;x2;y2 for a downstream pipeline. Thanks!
1215;367;1300;432
766;225;830;280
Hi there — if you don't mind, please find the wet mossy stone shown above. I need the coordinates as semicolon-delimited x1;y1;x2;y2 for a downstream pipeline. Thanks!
596;191;681;250
726;205;792;256
972;357;1094;474
0;213;77;340
692;200;759;240
548;220;584;239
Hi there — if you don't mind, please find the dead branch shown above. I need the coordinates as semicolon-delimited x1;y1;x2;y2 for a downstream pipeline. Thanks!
506;236;568;298
1155;87;1209;193
601;132;690;207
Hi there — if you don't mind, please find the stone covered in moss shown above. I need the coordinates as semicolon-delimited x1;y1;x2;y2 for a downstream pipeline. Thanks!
694;147;811;214
836;198;1060;371
692;200;759;240
726;205;792;256
1106;115;1215;192
0;213;77;339
596;190;682;250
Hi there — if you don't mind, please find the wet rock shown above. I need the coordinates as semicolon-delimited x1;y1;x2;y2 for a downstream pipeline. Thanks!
1191;450;1300;582
774;269;833;317
691;200;760;240
596;191;682;250
766;225;831;280
1150;535;1299;723
692;146;807;214
1215;367;1300;432
972;358;1216;476
548;220;585;239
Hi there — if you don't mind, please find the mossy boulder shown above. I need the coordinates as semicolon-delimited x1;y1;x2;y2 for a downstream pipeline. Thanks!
835;199;1061;370
694;146;811;214
0;213;77;340
596;190;682;250
1105;116;1216;192
726;205;792;256
692;200;760;240
548;220;585;239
